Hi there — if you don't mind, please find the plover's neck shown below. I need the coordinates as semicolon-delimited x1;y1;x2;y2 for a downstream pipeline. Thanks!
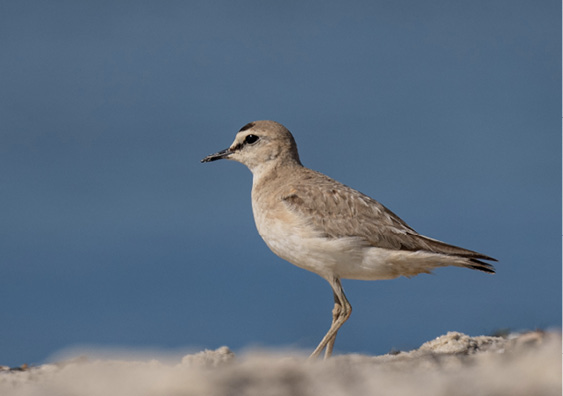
251;158;302;188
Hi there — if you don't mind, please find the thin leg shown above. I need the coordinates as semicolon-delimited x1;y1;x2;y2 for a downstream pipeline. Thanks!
324;292;341;359
308;277;352;360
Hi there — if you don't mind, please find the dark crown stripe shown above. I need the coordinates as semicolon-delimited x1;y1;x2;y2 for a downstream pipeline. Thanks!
239;122;255;132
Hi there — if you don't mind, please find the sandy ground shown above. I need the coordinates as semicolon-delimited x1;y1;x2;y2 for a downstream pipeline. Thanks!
1;331;560;396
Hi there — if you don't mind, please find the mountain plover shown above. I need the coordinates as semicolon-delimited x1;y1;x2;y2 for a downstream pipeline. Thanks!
201;120;496;359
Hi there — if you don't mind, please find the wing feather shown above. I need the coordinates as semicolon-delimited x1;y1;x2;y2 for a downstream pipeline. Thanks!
280;169;496;267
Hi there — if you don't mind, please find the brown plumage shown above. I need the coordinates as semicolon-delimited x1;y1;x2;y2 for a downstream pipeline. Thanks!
279;168;495;273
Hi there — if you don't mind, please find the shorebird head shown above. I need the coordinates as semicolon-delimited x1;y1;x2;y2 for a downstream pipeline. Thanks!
201;120;302;173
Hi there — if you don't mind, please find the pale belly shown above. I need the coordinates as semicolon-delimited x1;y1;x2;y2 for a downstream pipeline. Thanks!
254;209;402;281
259;229;458;281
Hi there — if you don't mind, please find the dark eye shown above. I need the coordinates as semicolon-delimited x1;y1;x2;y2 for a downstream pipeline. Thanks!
244;134;259;144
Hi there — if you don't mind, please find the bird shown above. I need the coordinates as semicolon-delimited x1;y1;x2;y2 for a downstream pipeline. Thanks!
201;120;496;359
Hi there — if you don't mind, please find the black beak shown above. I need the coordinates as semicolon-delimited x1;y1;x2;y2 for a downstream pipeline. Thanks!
201;148;232;163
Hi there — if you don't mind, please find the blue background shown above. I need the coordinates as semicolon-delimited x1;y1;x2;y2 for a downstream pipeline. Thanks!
1;1;560;366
